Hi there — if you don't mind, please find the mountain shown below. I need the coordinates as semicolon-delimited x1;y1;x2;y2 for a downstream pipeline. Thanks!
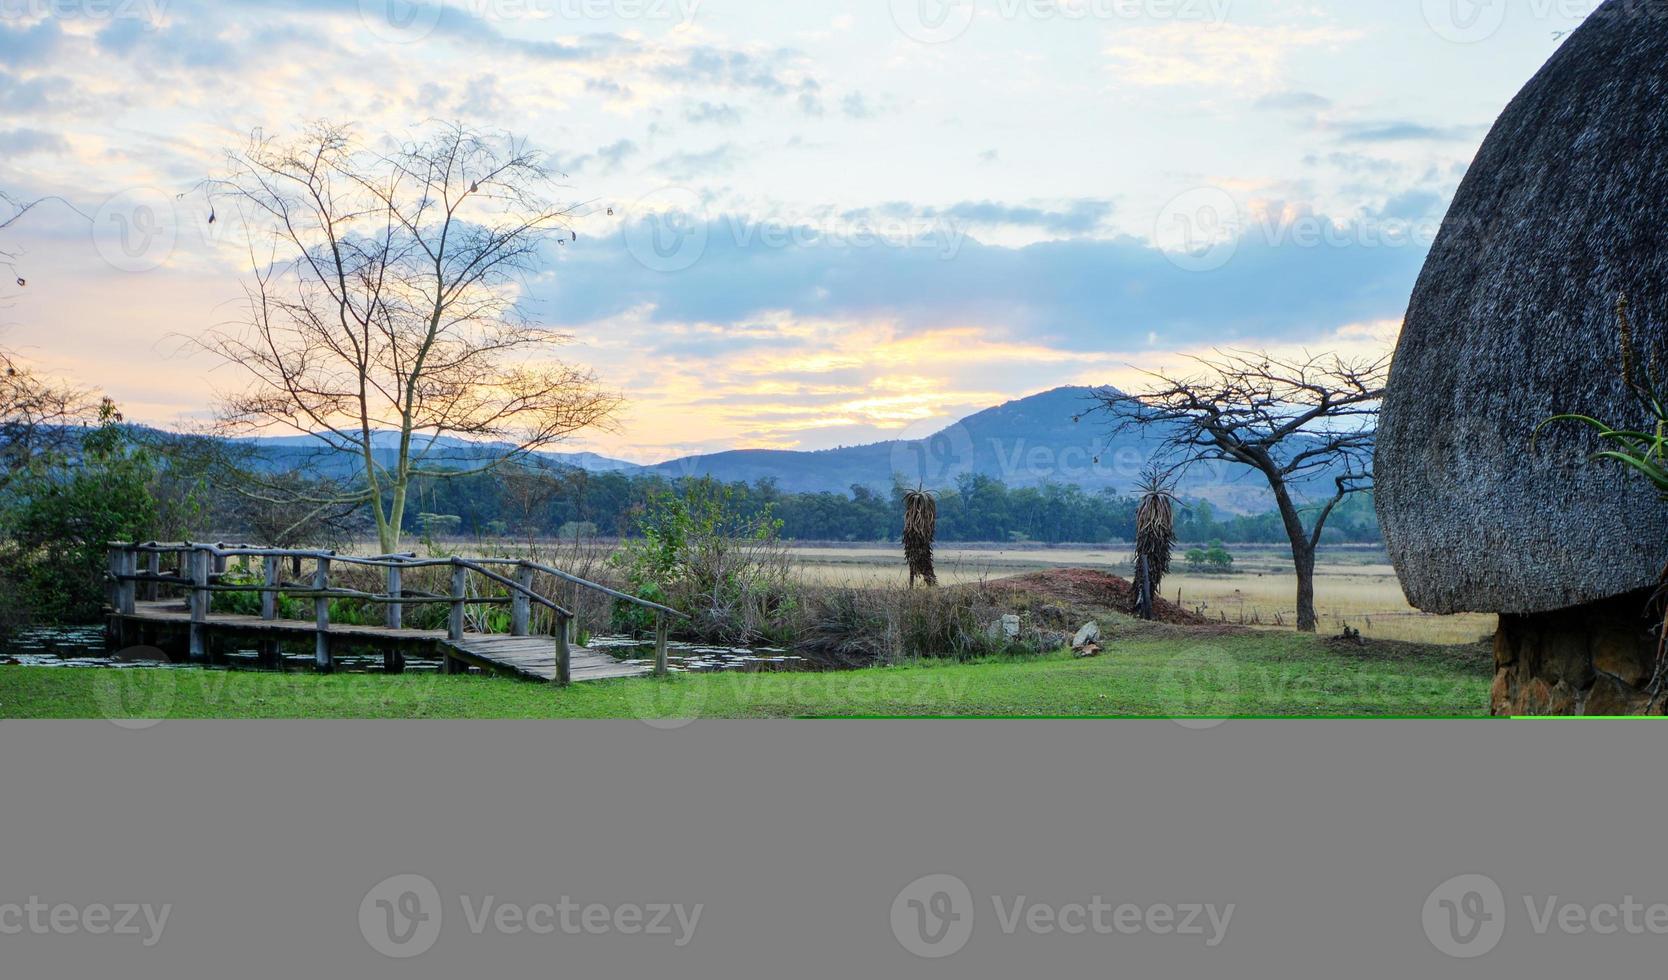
231;431;641;480
642;387;1282;512
223;387;1334;513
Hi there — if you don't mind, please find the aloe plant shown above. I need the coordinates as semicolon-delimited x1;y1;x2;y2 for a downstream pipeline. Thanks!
1539;295;1668;703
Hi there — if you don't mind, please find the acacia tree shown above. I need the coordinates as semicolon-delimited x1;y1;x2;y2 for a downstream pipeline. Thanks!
1088;350;1387;633
1;193;95;490
196;123;619;552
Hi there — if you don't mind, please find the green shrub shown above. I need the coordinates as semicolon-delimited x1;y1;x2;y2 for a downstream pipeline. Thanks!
0;402;170;626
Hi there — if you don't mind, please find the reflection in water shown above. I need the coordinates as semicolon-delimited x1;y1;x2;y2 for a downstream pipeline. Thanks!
1;625;812;675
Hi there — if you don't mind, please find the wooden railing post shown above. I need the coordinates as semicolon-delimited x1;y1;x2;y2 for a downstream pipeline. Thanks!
510;562;534;637
554;612;572;686
448;562;468;641
144;549;160;602
260;555;279;621
385;561;403;629
106;546;122;612
188;546;210;661
313;552;332;672
654;612;669;678
118;546;137;615
212;543;228;577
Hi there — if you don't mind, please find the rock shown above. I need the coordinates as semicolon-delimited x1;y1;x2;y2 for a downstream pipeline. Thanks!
1591;627;1651;688
1071;622;1101;650
1000;614;1021;639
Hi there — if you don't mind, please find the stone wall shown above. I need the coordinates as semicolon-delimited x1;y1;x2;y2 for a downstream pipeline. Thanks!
1491;590;1664;716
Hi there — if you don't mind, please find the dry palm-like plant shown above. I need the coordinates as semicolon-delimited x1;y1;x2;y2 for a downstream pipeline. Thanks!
1540;294;1668;703
903;487;938;588
1132;471;1177;621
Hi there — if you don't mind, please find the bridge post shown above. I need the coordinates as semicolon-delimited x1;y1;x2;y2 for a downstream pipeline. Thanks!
313;553;332;673
654;613;669;678
188;546;210;661
261;555;279;620
448;562;468;641
554;613;572;686
105;546;127;645
211;544;228;578
118;546;137;616
510;562;534;637
144;549;160;601
383;560;406;674
385;563;403;630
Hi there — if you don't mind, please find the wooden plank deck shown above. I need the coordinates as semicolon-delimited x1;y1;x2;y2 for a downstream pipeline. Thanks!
117;600;651;684
443;635;653;683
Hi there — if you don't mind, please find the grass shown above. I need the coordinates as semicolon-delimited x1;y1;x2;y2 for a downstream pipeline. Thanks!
784;543;1496;645
0;625;1493;719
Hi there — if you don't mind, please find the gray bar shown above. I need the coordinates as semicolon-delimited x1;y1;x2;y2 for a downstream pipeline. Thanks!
0;719;1658;977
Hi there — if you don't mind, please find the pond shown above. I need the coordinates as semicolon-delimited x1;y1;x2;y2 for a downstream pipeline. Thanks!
0;625;817;675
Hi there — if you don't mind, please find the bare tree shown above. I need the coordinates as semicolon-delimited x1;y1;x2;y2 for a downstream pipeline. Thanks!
1088;350;1387;633
194;123;620;552
0;347;93;492
1;192;96;489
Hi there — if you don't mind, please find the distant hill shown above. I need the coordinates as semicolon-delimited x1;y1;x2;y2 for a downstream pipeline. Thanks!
229;431;641;480
641;387;1285;512
224;386;1342;513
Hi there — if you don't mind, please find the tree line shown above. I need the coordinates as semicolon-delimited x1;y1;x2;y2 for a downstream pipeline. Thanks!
397;467;1383;546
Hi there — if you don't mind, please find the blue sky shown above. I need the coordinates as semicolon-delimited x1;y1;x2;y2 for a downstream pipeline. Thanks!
0;0;1591;460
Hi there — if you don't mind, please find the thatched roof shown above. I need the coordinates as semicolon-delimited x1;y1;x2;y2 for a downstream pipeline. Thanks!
1377;2;1668;615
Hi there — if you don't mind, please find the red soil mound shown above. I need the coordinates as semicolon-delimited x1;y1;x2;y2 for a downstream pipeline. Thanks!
982;568;1210;626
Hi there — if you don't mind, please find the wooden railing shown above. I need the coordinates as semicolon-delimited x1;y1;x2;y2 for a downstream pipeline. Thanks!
106;541;684;683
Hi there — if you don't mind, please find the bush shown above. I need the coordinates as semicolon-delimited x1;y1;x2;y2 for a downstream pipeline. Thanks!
611;478;796;644
0;402;167;627
1185;539;1234;573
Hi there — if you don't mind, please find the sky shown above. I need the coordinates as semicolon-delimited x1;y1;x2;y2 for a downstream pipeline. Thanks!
0;0;1594;462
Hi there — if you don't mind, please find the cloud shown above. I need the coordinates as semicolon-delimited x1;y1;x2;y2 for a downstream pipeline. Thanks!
0;129;70;156
1336;120;1483;143
686;101;743;125
654;143;742;176
0;18;66;66
1254;91;1334;112
1107;24;1361;91
841;199;1114;236
841;92;877;119
545;210;1429;356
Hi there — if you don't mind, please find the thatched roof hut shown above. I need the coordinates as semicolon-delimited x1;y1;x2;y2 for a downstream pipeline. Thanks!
1377;3;1668;619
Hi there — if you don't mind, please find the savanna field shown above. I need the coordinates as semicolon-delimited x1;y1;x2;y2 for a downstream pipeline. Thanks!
0;542;1496;720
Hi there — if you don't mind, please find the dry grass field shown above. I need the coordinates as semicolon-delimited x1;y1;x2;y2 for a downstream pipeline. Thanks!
783;543;1495;646
418;537;1491;646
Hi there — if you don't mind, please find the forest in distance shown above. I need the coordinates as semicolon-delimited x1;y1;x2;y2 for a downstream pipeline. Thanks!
398;467;1385;546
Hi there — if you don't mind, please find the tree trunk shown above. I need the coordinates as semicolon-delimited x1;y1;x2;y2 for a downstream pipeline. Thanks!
1268;477;1320;633
1292;544;1318;633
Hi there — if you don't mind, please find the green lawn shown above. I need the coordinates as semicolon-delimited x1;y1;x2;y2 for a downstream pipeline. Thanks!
0;628;1493;719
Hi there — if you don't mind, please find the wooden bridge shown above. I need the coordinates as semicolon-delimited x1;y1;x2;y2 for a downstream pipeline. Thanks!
104;542;684;684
